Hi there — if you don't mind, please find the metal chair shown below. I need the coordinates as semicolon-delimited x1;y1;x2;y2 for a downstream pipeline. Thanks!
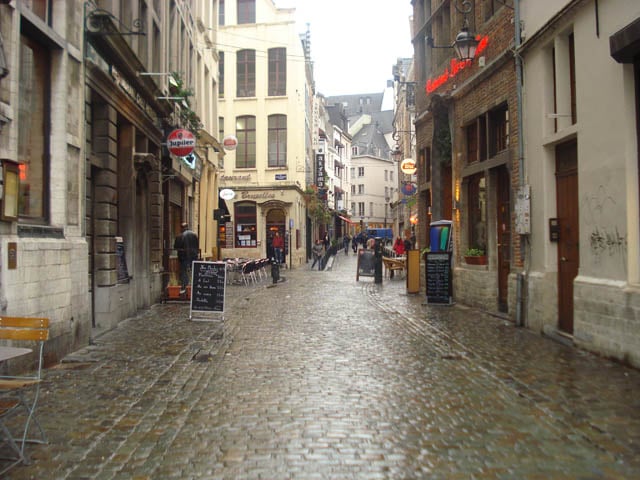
0;317;49;475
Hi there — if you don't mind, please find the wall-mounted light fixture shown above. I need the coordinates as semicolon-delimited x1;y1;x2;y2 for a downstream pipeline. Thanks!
425;0;479;62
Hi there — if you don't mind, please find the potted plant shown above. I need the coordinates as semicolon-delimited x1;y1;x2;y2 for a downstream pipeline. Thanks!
464;247;487;265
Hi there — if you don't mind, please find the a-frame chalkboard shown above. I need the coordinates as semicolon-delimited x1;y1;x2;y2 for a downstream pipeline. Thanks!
190;261;226;321
356;248;375;281
425;252;453;305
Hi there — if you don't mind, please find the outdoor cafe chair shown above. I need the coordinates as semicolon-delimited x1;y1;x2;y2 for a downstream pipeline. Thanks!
0;316;49;475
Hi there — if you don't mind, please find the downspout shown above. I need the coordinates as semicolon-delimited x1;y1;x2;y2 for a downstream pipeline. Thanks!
514;0;527;327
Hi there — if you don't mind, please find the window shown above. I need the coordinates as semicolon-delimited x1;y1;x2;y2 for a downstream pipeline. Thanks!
352;146;359;156
384;170;388;181
24;0;53;24
466;124;478;163
390;170;394;182
219;0;225;26
268;114;287;167
219;51;224;98
358;167;364;177
351;185;355;194
236;49;255;97
350;167;355;179
358;202;365;216
467;174;487;251
422;147;431;182
351;202;356;214
268;48;286;96
385;187;389;199
369;202;373;217
358;184;364;194
236;116;256;168
237;0;255;24
17;34;50;221
235;202;257;247
489;104;509;156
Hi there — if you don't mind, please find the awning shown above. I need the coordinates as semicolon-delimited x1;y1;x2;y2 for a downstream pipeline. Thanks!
338;215;354;224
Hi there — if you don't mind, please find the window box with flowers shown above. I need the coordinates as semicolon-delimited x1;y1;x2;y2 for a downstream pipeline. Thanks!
464;247;487;265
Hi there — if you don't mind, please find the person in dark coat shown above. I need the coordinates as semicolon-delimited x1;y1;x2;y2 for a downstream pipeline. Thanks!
174;222;199;294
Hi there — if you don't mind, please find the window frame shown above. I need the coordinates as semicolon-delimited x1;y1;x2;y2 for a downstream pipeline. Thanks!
267;114;287;168
268;47;286;96
235;115;256;169
234;201;257;248
236;49;255;97
237;0;256;24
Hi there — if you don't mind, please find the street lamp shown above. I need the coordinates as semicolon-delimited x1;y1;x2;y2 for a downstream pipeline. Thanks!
425;0;479;62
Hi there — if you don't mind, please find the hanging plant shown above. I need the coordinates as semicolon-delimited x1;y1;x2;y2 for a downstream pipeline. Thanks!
170;72;203;136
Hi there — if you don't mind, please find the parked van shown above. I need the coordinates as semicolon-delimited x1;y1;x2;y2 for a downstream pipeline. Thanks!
365;228;393;242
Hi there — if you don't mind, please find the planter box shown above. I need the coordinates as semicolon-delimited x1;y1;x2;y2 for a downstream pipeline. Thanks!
166;285;191;299
464;255;487;265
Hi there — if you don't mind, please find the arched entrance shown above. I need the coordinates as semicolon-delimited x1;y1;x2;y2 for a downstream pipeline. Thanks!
266;208;286;261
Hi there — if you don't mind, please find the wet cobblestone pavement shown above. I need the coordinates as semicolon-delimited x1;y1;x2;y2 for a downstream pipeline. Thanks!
4;253;640;479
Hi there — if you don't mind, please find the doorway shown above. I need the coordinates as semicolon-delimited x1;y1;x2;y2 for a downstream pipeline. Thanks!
266;208;286;260
496;166;511;312
555;140;579;334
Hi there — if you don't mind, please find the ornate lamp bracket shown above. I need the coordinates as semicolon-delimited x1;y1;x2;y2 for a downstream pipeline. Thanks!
84;2;146;37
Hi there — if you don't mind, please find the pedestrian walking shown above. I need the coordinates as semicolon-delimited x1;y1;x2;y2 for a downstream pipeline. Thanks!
343;233;350;255
311;239;324;270
174;222;199;294
272;231;284;265
323;232;330;251
352;235;358;253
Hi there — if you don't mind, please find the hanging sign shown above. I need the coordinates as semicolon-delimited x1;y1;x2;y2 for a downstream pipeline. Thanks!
401;158;417;175
167;129;196;157
401;182;417;196
219;188;235;200
222;135;238;151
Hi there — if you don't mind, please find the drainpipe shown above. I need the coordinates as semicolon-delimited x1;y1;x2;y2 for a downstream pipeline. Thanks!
514;0;527;327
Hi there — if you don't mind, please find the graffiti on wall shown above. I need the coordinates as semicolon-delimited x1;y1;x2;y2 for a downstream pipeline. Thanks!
582;185;627;266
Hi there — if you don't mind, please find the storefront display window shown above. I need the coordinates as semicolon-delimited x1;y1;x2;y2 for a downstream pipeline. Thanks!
467;173;486;251
235;201;257;247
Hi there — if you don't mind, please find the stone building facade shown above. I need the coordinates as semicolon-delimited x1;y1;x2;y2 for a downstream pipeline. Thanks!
0;1;89;364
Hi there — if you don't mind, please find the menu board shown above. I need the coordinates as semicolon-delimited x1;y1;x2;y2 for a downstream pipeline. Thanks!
425;252;452;304
115;237;129;283
224;221;234;248
190;261;226;315
356;249;375;280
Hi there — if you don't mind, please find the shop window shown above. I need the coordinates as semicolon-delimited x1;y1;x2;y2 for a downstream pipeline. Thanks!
236;49;255;97
467;173;487;252
17;34;50;221
268;48;286;96
268;114;287;167
237;0;255;24
235;202;257;247
466;124;478;163
422;147;431;182
236;115;256;168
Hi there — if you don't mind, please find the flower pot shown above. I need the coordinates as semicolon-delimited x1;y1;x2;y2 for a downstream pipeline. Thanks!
464;255;487;265
166;285;191;299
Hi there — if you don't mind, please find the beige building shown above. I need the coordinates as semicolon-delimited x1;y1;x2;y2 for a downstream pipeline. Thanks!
521;0;640;366
217;0;310;266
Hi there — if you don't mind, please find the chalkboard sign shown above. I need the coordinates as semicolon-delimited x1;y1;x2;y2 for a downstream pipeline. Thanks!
190;261;226;317
425;252;452;304
115;237;129;283
356;249;375;280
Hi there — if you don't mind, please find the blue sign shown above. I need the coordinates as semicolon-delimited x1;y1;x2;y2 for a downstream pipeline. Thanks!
275;174;287;180
401;182;417;196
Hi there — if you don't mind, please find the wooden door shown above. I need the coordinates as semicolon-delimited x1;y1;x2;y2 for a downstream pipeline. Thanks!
496;167;511;313
556;140;579;334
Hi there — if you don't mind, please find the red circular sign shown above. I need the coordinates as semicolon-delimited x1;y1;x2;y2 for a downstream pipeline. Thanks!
167;129;196;157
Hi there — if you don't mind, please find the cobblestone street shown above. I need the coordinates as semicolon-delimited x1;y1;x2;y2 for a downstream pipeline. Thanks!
4;252;640;479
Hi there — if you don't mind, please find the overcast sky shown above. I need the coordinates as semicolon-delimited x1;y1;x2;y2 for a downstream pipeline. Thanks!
275;0;414;97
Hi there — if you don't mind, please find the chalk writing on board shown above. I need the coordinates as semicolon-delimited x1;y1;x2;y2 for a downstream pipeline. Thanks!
115;237;129;283
425;252;452;304
190;261;226;313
